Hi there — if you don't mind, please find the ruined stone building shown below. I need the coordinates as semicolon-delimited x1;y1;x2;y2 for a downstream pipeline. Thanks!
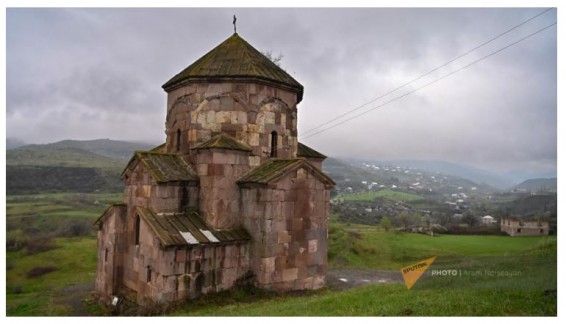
94;32;334;305
500;218;549;236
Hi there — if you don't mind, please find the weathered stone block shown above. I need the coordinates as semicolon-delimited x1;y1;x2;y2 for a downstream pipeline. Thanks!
197;164;209;176
213;152;236;165
282;268;298;282
292;218;303;231
313;275;325;289
260;257;275;273
308;239;318;253
277;231;291;244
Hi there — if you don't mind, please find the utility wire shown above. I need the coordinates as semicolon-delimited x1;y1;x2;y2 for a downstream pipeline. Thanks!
302;8;554;136
302;22;557;140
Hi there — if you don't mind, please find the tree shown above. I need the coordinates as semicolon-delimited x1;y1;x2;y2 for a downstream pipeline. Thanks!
380;216;392;232
396;213;411;230
262;50;283;67
462;211;479;227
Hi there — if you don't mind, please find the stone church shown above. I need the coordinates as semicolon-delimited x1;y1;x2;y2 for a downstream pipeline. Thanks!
94;32;334;305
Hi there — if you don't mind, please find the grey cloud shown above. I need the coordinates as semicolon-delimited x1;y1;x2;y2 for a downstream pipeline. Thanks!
6;8;557;176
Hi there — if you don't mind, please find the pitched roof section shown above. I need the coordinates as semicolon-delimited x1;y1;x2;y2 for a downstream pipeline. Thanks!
297;142;327;159
149;143;166;153
192;133;252;152
122;151;198;183
162;33;304;101
136;207;250;248
237;159;335;185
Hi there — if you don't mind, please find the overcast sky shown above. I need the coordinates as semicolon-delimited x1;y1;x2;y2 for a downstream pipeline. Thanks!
5;7;558;175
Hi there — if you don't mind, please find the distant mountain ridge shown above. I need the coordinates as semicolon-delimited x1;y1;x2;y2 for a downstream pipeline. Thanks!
30;139;157;160
511;178;557;192
6;138;556;195
5;139;157;194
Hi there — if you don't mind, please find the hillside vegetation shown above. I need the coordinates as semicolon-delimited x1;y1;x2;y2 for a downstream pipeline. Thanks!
6;191;556;316
5;139;154;194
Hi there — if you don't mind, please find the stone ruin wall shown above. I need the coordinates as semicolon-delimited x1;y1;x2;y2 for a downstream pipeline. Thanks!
240;167;331;291
164;82;299;166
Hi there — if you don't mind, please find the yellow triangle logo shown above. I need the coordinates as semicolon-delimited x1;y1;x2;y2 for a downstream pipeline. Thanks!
400;256;437;289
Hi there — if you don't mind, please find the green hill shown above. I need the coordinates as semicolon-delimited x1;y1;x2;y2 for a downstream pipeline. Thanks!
7;146;122;168
511;178;557;193
5;139;151;194
45;139;154;160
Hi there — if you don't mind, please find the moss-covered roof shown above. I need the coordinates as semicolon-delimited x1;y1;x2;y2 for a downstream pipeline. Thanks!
237;159;335;185
162;33;304;101
192;133;252;152
137;207;250;248
122;151;198;183
297;142;327;159
149;143;166;153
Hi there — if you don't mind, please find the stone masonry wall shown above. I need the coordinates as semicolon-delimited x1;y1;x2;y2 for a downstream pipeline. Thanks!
120;162;199;294
123;163;198;214
95;204;127;298
195;149;251;229
164;82;299;166
134;218;250;304
240;167;331;291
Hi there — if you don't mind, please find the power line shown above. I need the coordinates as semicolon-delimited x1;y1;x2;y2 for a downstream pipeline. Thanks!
302;8;554;136
302;22;556;140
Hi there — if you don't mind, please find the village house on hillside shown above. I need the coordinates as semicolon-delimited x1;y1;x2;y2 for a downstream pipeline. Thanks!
94;32;334;305
500;218;549;236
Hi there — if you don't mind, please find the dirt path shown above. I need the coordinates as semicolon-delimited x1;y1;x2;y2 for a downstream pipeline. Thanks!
326;268;403;291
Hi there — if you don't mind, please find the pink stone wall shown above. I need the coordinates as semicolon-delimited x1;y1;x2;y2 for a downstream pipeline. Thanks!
241;167;331;291
196;149;252;229
123;163;198;214
134;238;250;304
95;205;127;298
165;82;299;166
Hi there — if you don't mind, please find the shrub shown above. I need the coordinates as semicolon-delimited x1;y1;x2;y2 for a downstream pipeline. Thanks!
26;266;58;278
25;237;58;255
62;219;93;237
6;230;28;251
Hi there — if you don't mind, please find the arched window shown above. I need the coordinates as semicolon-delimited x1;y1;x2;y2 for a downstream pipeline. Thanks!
135;215;141;245
176;129;181;152
146;265;152;283
270;131;278;158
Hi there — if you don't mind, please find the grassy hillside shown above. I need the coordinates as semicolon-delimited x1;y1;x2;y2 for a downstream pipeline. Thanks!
338;189;424;203
172;228;556;316
7;237;99;316
171;283;555;316
328;225;555;269
511;178;557;192
7;146;123;168
5;192;556;316
45;139;154;160
6;193;123;316
5;140;144;194
6;165;123;194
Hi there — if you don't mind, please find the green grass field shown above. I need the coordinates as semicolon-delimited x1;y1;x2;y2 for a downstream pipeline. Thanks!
171;283;555;316
5;194;557;316
6;193;122;316
339;189;424;202
329;227;556;269
6;237;99;316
